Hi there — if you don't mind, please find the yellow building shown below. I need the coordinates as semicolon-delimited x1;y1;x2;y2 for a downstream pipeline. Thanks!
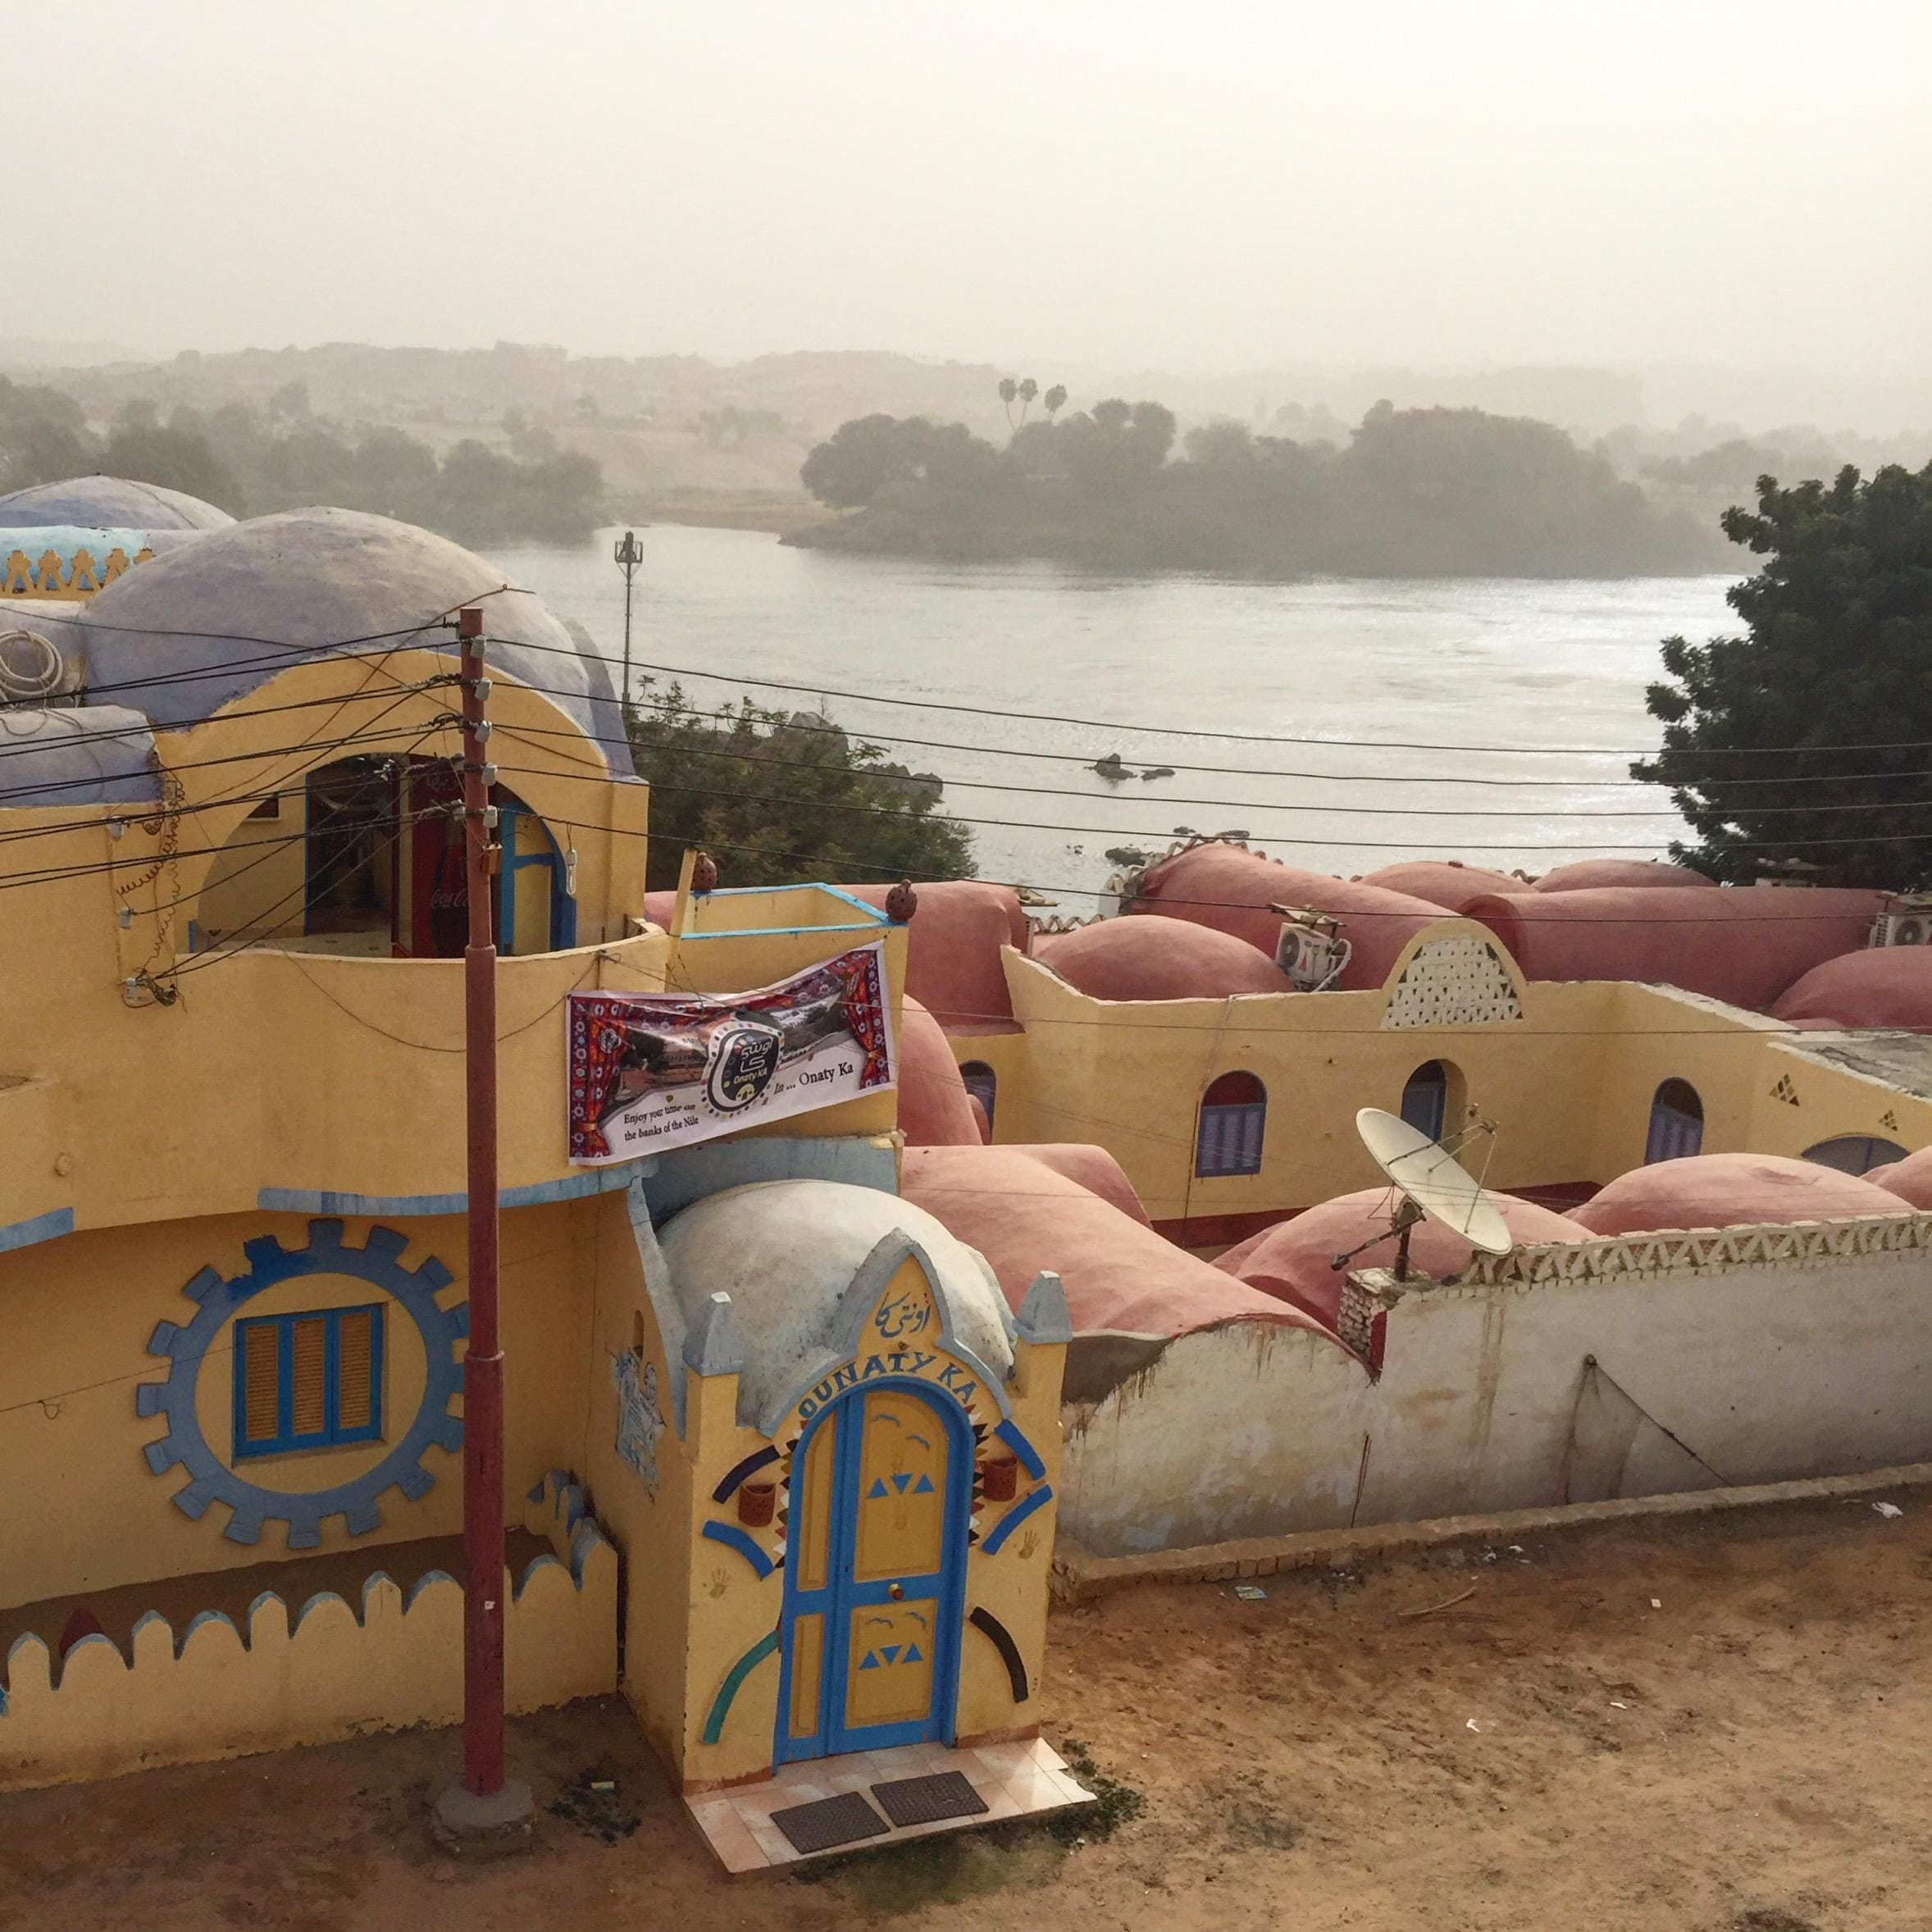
0;500;1077;1853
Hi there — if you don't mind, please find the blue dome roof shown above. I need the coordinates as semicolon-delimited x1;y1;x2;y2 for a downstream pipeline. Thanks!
75;507;629;771
0;476;233;533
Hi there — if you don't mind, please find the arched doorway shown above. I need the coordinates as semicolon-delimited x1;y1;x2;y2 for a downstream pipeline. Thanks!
1645;1079;1704;1164
775;1381;970;1764
196;754;572;959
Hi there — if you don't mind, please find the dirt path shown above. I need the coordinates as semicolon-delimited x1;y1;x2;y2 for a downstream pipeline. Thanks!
3;1492;1928;1932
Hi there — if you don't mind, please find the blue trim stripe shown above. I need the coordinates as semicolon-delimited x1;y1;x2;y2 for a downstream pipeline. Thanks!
0;1206;74;1255
257;1164;649;1218
702;1629;780;1744
982;1483;1053;1557
701;1519;776;1579
995;1418;1046;1481
676;921;879;941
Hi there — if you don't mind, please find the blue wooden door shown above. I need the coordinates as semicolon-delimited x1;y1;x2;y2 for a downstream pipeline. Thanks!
774;1379;968;1765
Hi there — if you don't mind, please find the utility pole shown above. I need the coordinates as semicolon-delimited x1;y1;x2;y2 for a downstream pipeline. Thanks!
434;606;531;1852
613;528;643;709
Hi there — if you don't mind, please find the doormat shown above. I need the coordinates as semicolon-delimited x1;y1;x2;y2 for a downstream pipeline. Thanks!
869;1770;990;1829
770;1790;891;1855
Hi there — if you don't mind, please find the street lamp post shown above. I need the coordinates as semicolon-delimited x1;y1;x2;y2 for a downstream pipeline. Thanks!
613;529;643;709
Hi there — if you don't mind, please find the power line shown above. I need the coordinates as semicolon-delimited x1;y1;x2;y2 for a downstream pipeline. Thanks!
617;652;1932;763
504;765;1932;858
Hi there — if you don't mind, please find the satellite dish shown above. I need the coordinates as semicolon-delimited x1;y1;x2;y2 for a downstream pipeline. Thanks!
1341;1107;1514;1280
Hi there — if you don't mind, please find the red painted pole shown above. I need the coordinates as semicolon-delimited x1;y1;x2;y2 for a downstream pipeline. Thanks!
457;607;505;1798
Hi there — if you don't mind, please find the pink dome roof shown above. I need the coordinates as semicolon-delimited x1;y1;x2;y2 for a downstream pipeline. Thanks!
1000;1143;1153;1223
1214;1187;1590;1328
900;1145;1324;1354
1126;842;1445;991
841;881;1026;1025
1464;886;1885;1012
1873;1146;1932;1209
1571;1153;1911;1237
1035;916;1295;1001
1770;947;1932;1030
1360;860;1524;912
896;996;984;1146
1534;859;1716;893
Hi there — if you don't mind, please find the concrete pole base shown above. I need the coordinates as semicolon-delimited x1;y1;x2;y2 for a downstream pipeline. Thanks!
431;1778;535;1857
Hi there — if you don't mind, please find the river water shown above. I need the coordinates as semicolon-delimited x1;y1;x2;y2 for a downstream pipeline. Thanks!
494;523;1740;913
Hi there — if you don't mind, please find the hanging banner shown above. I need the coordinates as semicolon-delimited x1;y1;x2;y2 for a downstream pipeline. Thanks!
566;940;895;1164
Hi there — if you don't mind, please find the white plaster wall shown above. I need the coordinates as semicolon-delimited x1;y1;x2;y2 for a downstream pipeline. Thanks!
1059;1233;1932;1555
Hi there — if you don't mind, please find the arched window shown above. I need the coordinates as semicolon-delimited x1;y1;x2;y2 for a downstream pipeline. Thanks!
1645;1078;1704;1164
959;1061;997;1137
1196;1071;1265;1178
1802;1136;1908;1177
1399;1061;1449;1142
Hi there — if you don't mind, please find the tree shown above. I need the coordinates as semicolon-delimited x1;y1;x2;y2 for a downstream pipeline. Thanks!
799;413;942;508
998;376;1018;429
1017;377;1039;426
1633;462;1932;884
624;681;976;891
1042;384;1068;421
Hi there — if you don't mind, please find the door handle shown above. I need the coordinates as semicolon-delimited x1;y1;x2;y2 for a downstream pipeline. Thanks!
888;1583;904;1601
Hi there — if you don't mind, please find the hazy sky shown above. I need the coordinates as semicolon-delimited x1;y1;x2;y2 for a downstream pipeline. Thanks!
16;1;1930;376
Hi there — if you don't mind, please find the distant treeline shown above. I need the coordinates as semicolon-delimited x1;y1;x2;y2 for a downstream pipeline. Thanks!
787;400;1729;576
0;375;604;545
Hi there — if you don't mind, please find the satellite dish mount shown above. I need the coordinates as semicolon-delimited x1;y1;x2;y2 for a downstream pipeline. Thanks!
1333;1108;1513;1283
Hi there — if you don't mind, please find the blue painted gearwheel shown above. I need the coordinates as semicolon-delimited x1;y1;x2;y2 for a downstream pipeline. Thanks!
134;1218;467;1548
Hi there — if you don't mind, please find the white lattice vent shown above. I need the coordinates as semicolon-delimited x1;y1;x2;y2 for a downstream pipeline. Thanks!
1382;936;1524;1028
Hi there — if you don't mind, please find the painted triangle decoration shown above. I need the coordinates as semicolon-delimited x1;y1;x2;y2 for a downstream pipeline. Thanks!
880;1643;900;1663
892;1472;912;1494
902;1642;923;1664
868;1478;889;1499
912;1473;934;1493
859;1652;881;1670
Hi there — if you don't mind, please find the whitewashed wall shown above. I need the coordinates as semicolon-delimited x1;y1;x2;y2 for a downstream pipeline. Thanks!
1059;1215;1932;1555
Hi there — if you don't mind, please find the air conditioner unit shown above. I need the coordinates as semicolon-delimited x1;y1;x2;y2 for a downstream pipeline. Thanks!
1272;905;1351;991
1869;897;1932;949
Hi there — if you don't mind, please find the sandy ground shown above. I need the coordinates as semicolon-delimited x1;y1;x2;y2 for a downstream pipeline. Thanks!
3;1492;1928;1932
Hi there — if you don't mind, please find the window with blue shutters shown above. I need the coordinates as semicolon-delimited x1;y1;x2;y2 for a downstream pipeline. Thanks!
1196;1071;1266;1177
233;1305;384;1460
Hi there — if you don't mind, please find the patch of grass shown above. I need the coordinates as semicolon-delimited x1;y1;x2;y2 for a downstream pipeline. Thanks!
1050;1737;1144;1845
796;1828;1061;1914
545;1765;640;1845
1731;1910;1819;1932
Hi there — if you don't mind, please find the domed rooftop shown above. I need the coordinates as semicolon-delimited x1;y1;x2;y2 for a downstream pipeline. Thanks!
0;475;233;532
1125;841;1444;991
838;882;1027;1024
1770;947;1932;1030
1360;860;1523;913
1035;915;1294;1001
72;507;627;768
1533;859;1715;894
1870;1145;1932;1210
1463;885;1884;1012
656;1180;1014;1424
898;996;984;1147
1571;1153;1911;1239
1214;1187;1591;1329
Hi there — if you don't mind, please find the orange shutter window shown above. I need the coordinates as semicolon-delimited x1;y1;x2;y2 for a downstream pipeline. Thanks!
335;1310;374;1431
289;1318;328;1437
242;1322;280;1442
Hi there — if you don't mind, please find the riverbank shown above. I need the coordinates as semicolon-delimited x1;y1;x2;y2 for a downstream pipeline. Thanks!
611;490;833;537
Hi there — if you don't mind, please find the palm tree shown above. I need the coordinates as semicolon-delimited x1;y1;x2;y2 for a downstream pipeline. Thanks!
998;376;1018;428
1017;377;1039;424
1043;383;1068;421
